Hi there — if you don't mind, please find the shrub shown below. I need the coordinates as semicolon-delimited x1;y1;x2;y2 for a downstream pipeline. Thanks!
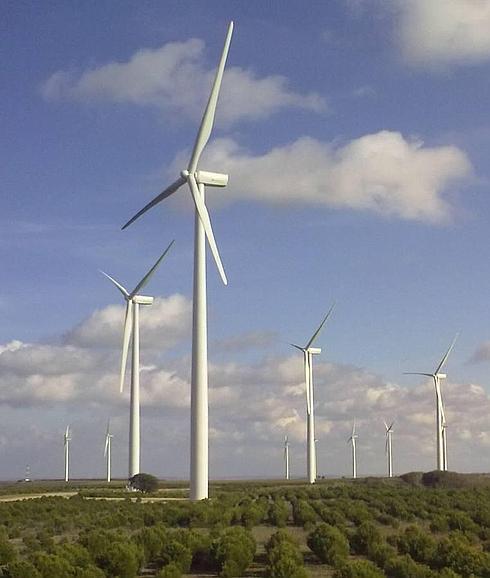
266;530;307;578
30;552;74;578
129;473;159;493
211;526;256;577
4;560;42;578
158;540;192;573
333;559;385;578
0;537;16;565
268;499;290;527
350;522;382;556
156;563;182;578
385;554;436;578
307;523;349;565
396;525;436;564
73;566;106;578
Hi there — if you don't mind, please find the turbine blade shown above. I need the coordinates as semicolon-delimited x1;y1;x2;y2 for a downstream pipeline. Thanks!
385;437;388;454
306;302;335;349
104;435;109;457
119;301;133;393
383;420;388;431
290;343;305;351
435;332;459;374
187;21;233;173
106;419;111;436
121;176;186;230
188;174;227;285
389;421;395;430
129;240;175;298
100;271;129;297
404;372;434;377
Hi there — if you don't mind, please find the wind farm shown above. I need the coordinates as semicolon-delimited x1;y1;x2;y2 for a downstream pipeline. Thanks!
2;3;490;577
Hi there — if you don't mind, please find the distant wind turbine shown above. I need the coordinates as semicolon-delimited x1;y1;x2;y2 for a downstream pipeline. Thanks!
63;425;71;482
104;420;114;483
284;435;290;480
291;304;335;484
101;241;174;479
122;22;234;501
405;333;458;471
384;420;394;478
348;422;358;479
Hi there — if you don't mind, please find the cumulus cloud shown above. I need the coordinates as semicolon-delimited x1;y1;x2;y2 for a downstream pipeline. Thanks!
2;297;490;476
41;38;326;124
398;0;490;66
65;294;191;349
199;131;471;223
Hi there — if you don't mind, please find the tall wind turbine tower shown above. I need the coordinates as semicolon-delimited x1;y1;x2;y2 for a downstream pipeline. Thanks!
291;304;335;484
101;241;174;479
63;425;71;482
122;23;234;501
284;435;290;480
405;334;458;471
384;420;394;478
348;422;358;479
104;420;114;483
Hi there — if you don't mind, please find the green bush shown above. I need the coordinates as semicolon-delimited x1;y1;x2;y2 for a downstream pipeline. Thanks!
4;560;41;578
385;554;436;578
0;537;16;565
265;530;307;578
156;562;182;578
307;523;349;565
396;525;437;564
211;526;256;577
158;540;192;573
350;522;382;556
333;559;385;578
30;552;74;578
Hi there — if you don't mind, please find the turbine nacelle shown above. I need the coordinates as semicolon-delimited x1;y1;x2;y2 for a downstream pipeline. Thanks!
132;295;153;306
180;169;229;188
436;373;447;380
307;347;322;355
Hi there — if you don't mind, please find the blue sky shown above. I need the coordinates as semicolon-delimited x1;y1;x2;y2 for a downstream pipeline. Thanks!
1;0;490;480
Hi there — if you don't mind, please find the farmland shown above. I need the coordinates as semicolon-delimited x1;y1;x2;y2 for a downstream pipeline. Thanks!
1;472;490;577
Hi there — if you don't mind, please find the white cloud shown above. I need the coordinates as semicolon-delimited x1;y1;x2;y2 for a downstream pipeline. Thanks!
200;131;471;223
2;299;490;477
398;0;490;66
66;294;191;349
41;38;326;124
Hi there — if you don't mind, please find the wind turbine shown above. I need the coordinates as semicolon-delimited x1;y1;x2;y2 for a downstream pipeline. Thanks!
284;435;290;480
405;334;458;471
63;425;71;482
101;241;174;479
121;23;234;501
384;420;394;478
104;420;114;483
347;422;358;479
291;304;335;484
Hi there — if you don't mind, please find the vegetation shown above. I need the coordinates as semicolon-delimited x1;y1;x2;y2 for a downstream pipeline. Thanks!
3;474;490;576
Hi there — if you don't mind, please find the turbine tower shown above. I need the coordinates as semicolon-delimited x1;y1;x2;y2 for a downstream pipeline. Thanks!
348;422;358;479
291;304;335;484
284;435;290;480
405;334;458;471
104;420;114;483
63;425;71;482
101;241;174;479
122;23;234;501
384;420;394;478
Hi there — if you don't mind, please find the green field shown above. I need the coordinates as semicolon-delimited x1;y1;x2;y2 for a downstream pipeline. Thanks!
1;472;490;577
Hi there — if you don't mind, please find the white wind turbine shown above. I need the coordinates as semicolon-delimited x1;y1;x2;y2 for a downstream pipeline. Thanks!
122;23;234;501
284;435;290;480
101;241;174;479
63;425;71;482
405;334;458;472
104;420;114;483
384;420;394;478
347;422;358;479
291;304;335;484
